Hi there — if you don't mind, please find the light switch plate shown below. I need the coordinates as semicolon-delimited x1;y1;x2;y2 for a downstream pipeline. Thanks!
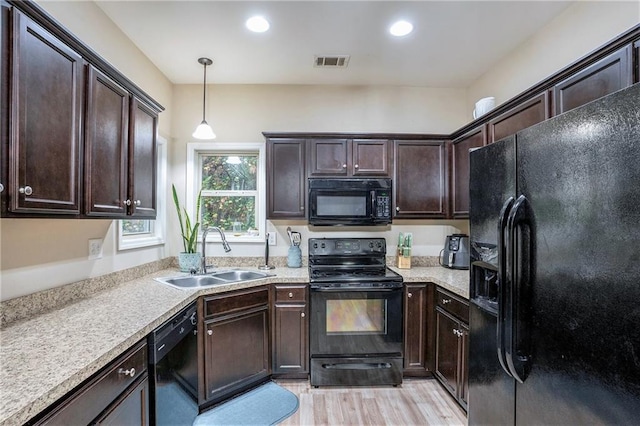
267;232;276;246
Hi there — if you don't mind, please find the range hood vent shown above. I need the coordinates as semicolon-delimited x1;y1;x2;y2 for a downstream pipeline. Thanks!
314;55;350;68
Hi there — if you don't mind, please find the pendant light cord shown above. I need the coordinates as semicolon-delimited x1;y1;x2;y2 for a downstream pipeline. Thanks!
201;62;207;122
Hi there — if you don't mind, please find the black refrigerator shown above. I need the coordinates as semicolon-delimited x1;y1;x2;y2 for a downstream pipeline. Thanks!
468;83;640;425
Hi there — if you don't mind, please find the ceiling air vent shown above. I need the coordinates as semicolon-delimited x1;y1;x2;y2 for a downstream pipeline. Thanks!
314;55;350;68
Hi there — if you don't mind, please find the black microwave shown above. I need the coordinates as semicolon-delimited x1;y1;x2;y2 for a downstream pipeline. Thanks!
308;178;392;226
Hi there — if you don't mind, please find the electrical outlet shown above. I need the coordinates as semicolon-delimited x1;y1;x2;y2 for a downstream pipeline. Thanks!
267;232;277;246
88;238;103;260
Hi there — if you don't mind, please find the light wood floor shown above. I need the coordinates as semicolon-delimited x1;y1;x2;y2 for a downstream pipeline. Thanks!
275;378;467;426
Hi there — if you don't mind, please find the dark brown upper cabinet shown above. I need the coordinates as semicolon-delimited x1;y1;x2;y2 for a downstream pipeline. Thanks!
84;66;129;217
127;98;157;218
488;92;549;143
553;45;632;115
8;9;83;215
266;138;306;219
634;38;640;83
451;127;485;218
394;140;448;219
308;138;391;177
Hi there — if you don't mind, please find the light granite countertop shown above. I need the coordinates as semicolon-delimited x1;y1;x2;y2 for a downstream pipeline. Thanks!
0;264;467;425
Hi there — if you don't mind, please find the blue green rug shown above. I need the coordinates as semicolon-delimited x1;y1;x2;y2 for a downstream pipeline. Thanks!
193;381;299;425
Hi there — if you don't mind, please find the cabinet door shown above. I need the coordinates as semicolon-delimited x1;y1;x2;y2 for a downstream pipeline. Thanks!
128;98;157;218
1;3;8;214
266;138;306;218
84;66;129;217
394;140;448;218
451;128;485;218
488;92;549;143
352;139;391;176
553;45;632;115
634;39;640;83
94;376;149;426
308;138;348;176
9;10;83;214
273;303;308;375
203;308;269;403
435;308;459;398
403;284;429;375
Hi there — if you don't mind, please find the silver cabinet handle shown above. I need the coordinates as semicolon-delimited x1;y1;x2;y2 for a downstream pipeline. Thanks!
118;367;136;377
19;186;33;196
0;183;4;193
301;312;305;318
134;200;141;206
207;329;213;336
407;292;413;298
354;164;359;169
442;298;452;304
124;199;132;206
342;163;347;168
396;206;400;212
288;292;293;298
300;206;304;211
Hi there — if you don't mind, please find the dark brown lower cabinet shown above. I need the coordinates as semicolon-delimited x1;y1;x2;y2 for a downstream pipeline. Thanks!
403;283;434;376
434;288;469;411
30;339;148;425
200;287;270;408
271;284;309;378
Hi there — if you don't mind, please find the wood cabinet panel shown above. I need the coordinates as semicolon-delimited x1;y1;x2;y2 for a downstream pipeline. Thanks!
394;140;448;218
308;138;348;176
553;45;632;115
84;66;129;216
451;127;485;218
403;283;433;376
127;98;157;218
272;284;308;378
1;3;8;213
33;340;148;425
351;139;391;176
436;288;469;323
204;286;269;318
266;138;306;218
94;376;149;426
488;92;549;143
9;9;83;214
634;38;640;83
203;308;269;403
435;309;459;395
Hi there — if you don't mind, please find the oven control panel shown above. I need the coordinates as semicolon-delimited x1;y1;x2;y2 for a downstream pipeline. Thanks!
309;238;386;256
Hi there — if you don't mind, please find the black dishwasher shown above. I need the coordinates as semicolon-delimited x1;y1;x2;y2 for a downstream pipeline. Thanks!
148;301;199;426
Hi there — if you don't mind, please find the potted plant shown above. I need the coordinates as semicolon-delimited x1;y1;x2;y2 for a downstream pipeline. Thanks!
172;184;203;272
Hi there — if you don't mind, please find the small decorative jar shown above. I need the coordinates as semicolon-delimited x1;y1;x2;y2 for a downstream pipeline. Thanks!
178;252;201;272
287;245;302;268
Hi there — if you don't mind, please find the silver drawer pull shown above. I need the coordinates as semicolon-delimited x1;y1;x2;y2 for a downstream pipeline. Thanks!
118;367;136;377
442;298;452;304
288;292;293;298
301;312;305;318
207;330;213;336
19;186;33;196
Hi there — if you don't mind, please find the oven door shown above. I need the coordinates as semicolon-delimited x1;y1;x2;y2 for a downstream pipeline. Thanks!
310;286;403;357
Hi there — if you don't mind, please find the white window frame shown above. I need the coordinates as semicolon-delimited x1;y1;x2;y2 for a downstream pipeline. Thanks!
186;142;266;243
117;135;167;250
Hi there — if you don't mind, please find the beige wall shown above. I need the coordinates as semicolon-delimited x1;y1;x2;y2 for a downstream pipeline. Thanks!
467;1;640;118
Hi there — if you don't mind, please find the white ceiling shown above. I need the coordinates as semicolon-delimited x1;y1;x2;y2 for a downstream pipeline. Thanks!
95;0;575;87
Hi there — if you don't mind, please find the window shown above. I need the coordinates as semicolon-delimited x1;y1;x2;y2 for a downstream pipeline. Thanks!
118;136;166;250
186;142;265;242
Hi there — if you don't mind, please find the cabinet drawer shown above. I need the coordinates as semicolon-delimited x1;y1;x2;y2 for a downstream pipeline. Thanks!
436;288;468;323
35;340;147;425
205;286;269;318
274;284;307;303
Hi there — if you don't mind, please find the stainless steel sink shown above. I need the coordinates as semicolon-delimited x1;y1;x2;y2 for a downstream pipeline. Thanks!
209;270;269;282
155;269;272;289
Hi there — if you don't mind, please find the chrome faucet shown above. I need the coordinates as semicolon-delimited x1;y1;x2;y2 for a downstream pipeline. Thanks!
201;226;232;274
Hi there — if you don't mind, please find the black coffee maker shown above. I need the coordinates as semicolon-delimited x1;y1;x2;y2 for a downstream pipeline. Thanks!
439;234;470;270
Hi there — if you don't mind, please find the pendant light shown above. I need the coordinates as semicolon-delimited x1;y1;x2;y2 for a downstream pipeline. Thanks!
192;57;216;140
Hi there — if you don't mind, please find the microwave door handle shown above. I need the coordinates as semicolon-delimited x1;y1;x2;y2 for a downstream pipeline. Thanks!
371;190;376;218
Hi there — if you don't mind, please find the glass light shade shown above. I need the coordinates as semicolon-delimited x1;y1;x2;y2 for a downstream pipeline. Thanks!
246;16;270;33
192;120;216;140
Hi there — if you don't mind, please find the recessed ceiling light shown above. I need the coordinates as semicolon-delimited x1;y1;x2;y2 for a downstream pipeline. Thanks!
246;16;270;33
389;20;413;37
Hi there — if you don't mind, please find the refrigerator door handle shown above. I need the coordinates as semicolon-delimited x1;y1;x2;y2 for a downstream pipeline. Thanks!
505;194;533;384
497;197;515;378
